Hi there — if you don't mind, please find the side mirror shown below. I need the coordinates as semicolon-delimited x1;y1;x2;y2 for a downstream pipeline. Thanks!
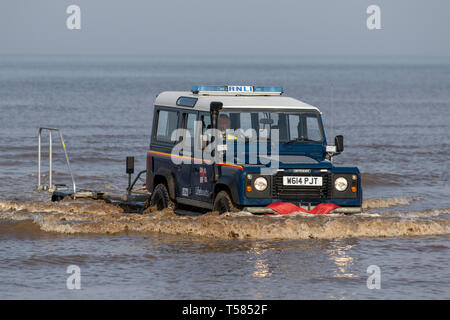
210;101;223;129
335;135;344;153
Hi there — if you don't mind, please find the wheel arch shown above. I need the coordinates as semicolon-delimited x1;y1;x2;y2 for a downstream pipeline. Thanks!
214;181;239;207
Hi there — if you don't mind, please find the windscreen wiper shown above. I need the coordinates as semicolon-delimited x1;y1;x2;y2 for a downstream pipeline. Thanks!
283;137;316;144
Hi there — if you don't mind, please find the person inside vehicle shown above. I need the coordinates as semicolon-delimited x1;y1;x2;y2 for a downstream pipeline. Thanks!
218;114;238;141
218;114;231;132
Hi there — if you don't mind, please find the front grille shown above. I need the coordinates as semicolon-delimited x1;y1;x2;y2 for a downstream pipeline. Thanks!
272;173;331;200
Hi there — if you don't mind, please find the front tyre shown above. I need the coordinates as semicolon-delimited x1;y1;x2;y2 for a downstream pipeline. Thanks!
213;191;237;214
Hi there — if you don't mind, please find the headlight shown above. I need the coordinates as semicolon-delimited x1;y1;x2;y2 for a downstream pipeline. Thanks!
254;177;268;191
334;177;348;192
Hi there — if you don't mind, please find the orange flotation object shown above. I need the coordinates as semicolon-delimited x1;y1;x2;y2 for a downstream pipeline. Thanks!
266;202;340;215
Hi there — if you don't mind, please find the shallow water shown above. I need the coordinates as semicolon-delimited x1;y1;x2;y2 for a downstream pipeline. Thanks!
0;55;449;299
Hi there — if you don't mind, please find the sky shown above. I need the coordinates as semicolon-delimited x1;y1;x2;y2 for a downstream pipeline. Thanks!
0;0;449;56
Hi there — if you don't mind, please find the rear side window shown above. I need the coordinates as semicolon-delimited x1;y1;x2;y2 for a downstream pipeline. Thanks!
155;110;179;143
176;97;197;107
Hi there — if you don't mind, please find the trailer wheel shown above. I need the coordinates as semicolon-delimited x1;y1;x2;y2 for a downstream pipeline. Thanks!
150;184;174;211
213;191;237;214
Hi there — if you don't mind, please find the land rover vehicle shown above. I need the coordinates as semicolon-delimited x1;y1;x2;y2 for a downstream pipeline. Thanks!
147;85;362;214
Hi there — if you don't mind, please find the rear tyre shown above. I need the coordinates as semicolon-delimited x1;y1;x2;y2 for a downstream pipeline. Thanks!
213;191;237;214
150;184;173;210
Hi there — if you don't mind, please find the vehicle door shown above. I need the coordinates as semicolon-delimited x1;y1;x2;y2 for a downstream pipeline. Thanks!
190;112;214;202
176;110;198;199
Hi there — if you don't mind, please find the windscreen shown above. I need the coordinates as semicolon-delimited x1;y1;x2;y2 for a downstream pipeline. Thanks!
218;110;324;143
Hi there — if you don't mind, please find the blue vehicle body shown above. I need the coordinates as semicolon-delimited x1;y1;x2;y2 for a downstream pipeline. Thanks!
146;87;362;214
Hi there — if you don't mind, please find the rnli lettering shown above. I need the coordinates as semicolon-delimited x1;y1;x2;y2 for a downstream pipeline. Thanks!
228;86;253;93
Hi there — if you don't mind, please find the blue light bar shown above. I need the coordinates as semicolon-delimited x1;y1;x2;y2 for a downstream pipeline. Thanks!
192;85;227;93
192;85;283;95
254;86;284;93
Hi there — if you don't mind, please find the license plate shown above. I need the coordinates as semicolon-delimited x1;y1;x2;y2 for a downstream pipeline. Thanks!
283;176;323;186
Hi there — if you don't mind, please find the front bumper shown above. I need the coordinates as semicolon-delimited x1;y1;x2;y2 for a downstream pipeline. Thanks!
243;205;361;214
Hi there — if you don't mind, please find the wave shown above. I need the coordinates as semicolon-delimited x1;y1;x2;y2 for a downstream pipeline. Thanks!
0;199;123;215
361;173;407;186
0;196;420;215
362;197;421;209
31;209;450;239
0;198;448;240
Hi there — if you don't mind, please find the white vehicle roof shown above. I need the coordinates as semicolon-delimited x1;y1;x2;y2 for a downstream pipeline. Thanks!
154;91;320;112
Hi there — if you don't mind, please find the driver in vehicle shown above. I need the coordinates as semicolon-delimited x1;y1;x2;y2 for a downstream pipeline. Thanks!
218;114;237;140
218;114;231;131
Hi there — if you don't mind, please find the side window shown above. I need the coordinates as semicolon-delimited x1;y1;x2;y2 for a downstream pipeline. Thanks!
199;113;211;150
200;113;211;134
182;112;197;139
180;112;197;155
155;109;179;143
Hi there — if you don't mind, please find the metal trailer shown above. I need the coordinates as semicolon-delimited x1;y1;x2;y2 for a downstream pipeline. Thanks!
37;127;151;206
